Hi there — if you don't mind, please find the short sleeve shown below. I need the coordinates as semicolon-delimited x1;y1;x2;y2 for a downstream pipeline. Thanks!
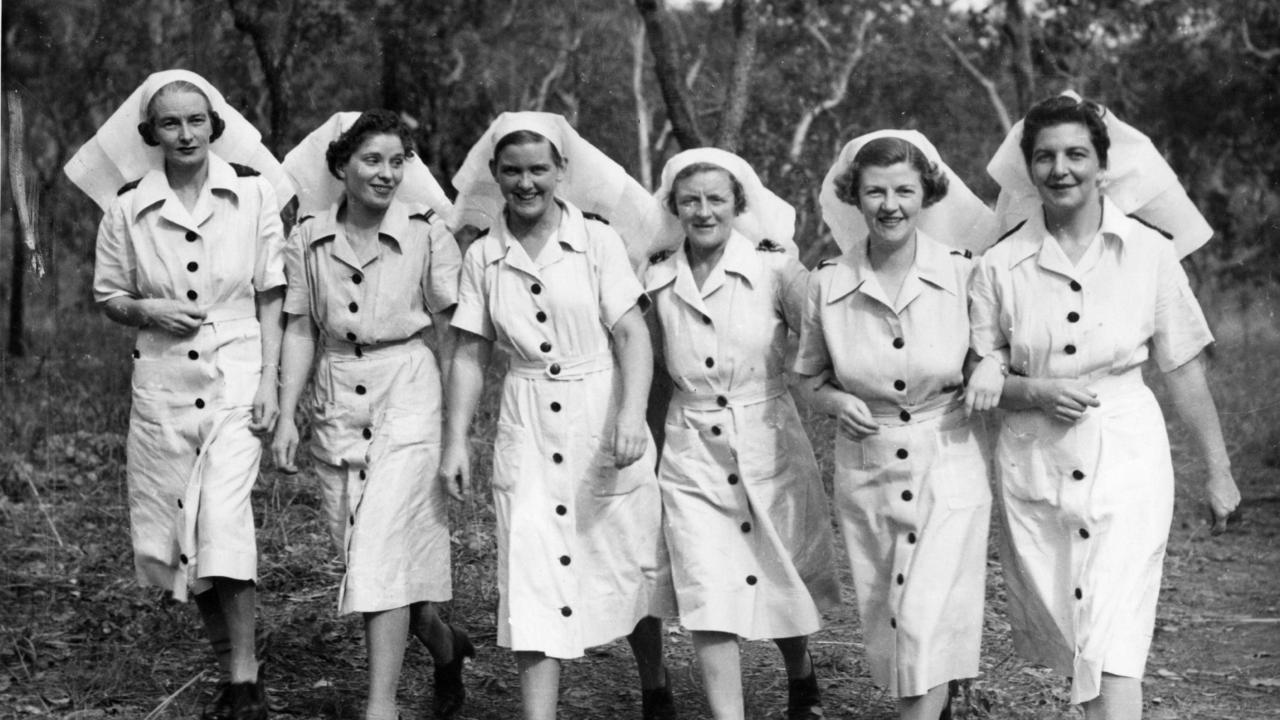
282;225;311;316
792;271;832;376
592;223;646;329
968;255;1007;357
423;221;462;314
251;179;286;293
774;255;809;334
93;202;138;304
451;242;495;341
1151;243;1213;372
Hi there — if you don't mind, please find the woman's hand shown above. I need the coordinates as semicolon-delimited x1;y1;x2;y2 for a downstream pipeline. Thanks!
965;356;1006;416
612;411;648;469
249;368;279;435
438;441;472;501
1206;463;1242;536
271;418;299;474
1030;378;1100;423
835;393;880;440
141;298;206;335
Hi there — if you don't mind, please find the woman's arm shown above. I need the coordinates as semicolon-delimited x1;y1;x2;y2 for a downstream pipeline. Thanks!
609;305;652;469
251;286;285;434
102;296;207;334
438;331;492;500
999;375;1101;422
431;307;457;389
796;371;880;440
963;351;1006;416
1164;353;1241;534
271;313;317;473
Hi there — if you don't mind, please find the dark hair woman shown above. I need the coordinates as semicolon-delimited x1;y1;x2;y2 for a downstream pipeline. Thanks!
971;93;1241;719
65;69;291;720
273;110;471;720
796;130;1000;720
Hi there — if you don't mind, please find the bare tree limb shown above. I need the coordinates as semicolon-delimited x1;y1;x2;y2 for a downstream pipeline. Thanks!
715;0;761;152
528;26;582;111
1002;0;1035;115
1242;18;1280;60
782;9;875;175
635;0;705;148
226;0;291;153
631;19;654;190
940;31;1012;133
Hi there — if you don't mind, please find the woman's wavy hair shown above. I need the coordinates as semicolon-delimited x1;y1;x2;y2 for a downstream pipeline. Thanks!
1018;95;1111;168
493;130;565;168
326;109;416;179
833;137;949;208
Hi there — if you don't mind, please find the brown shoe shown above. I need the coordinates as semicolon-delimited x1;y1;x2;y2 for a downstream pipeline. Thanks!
641;667;678;720
228;677;267;720
433;624;475;719
786;669;824;719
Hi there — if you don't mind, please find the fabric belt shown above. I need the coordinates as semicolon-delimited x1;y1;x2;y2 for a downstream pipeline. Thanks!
867;391;962;427
670;376;787;410
200;299;257;325
506;350;613;380
321;334;426;359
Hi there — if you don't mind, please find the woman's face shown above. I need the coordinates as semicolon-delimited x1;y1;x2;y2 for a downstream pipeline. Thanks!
1029;122;1103;217
673;169;736;256
493;140;563;225
339;133;405;214
149;89;213;171
857;161;923;249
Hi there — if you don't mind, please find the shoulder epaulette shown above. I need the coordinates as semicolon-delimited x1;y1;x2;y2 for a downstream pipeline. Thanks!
409;208;438;223
816;258;838;269
229;163;261;177
474;227;491;239
116;179;142;196
950;249;973;259
297;214;314;225
1127;213;1173;240
649;248;675;264
995;219;1028;244
582;211;610;225
756;238;784;253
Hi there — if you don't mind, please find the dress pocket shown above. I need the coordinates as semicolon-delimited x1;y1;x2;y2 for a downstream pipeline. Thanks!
491;422;527;494
590;432;648;497
933;421;993;509
997;409;1062;503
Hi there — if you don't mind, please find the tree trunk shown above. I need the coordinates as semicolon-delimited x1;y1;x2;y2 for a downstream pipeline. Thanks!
635;0;705;149
1004;0;1035;115
630;20;653;190
714;0;760;152
227;0;292;154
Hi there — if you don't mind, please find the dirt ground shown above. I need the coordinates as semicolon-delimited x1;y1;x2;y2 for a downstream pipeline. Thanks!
1;322;1277;719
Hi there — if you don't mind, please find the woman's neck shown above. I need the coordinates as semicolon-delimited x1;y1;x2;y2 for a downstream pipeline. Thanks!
685;239;728;290
1044;196;1104;249
165;161;209;212
343;197;386;232
507;201;562;260
867;232;917;305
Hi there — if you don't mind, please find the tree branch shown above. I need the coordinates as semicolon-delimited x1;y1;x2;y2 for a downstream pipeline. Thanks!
1241;18;1280;60
635;0;705;149
940;31;1012;133
715;0;760;152
631;19;653;190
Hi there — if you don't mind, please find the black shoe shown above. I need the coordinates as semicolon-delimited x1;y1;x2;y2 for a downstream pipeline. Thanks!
640;668;678;720
433;624;475;719
228;677;268;720
201;681;233;720
786;668;824;719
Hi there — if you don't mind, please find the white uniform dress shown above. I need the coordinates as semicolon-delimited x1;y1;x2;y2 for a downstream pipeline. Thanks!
968;198;1213;704
644;232;840;639
452;200;674;659
283;198;460;614
795;232;992;697
93;154;284;601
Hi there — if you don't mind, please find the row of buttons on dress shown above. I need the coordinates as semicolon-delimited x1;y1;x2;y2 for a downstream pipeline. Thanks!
700;399;760;589
1063;279;1083;355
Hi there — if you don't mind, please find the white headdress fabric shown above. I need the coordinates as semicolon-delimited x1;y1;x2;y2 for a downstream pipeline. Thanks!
987;91;1212;258
283;111;455;221
652;147;798;256
820;129;997;256
451;111;667;267
64;69;292;212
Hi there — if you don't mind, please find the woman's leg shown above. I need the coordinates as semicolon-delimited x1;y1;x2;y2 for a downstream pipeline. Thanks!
775;636;822;718
626;616;668;690
517;651;560;720
1082;674;1142;720
693;630;743;720
897;683;949;720
409;602;453;660
195;588;233;676
772;636;812;680
213;578;260;683
364;606;410;720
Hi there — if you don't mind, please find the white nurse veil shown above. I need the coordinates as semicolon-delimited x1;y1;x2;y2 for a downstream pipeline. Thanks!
987;91;1213;258
64;68;293;211
820;129;997;256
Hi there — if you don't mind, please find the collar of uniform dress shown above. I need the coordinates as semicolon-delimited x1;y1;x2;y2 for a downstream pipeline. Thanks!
130;153;242;222
478;198;589;266
1004;196;1131;269
824;229;958;302
306;196;412;254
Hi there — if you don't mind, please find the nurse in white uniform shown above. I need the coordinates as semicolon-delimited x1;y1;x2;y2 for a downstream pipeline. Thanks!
795;131;998;720
438;112;676;720
970;94;1241;720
